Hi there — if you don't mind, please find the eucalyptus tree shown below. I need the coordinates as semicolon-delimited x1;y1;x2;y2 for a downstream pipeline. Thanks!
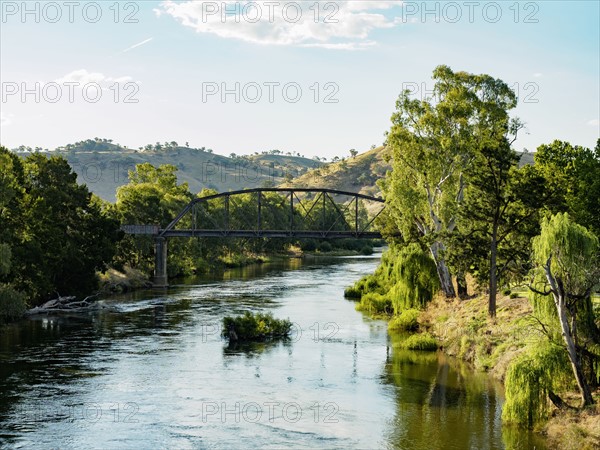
451;144;547;316
382;65;519;298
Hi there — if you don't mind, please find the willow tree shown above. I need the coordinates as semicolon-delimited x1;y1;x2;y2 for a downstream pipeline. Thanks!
530;213;599;406
382;65;519;298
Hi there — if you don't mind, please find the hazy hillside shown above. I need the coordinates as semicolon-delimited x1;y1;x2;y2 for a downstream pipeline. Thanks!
12;139;323;202
517;151;534;166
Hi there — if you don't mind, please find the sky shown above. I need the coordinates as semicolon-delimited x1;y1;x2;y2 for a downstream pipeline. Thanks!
1;0;599;159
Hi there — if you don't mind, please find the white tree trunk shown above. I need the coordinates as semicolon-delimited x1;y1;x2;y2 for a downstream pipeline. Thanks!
430;241;456;298
543;262;595;406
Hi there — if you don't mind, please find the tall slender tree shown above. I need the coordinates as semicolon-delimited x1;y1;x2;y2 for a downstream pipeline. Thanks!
382;65;519;297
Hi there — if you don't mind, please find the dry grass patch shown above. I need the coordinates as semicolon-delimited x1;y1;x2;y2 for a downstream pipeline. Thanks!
420;292;537;380
544;396;600;450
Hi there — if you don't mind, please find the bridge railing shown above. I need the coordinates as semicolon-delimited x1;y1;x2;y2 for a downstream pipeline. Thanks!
122;188;387;239
164;188;385;236
121;225;160;235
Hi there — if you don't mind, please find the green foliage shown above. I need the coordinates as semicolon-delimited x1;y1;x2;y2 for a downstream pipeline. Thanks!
398;333;438;351
0;243;11;277
388;308;420;332
0;284;27;324
343;286;363;299
117;163;192;226
300;239;317;252
222;312;292;342
529;213;600;397
382;65;520;297
532;213;599;291
502;343;572;428
466;315;487;334
534;139;600;238
450;146;544;286
356;292;393;316
0;147;120;305
347;244;439;316
388;244;440;312
360;245;373;255
318;241;332;252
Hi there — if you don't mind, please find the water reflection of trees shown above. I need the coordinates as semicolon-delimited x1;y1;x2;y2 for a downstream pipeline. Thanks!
222;339;292;359
382;334;546;449
383;346;500;449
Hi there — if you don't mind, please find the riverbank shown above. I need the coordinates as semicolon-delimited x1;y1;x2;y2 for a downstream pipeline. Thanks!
98;248;374;294
412;292;600;448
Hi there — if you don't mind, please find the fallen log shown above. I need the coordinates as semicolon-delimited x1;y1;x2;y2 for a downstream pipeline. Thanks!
26;294;108;315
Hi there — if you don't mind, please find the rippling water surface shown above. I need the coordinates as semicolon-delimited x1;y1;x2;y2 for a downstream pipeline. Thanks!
0;252;545;449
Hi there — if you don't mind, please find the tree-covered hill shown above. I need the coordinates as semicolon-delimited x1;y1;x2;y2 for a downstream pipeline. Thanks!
280;145;392;198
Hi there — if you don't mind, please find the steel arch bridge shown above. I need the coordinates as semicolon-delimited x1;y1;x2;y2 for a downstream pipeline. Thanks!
122;188;387;286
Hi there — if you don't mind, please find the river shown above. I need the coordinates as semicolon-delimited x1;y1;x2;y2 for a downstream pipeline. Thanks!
0;252;546;449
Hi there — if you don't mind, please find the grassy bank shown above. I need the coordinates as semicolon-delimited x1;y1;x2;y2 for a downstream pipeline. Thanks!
98;266;153;294
401;292;600;448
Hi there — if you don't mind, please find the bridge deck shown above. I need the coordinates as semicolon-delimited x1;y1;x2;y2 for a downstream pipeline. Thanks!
160;230;383;239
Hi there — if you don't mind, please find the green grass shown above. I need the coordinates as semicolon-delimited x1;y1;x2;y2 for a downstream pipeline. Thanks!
388;308;420;332
398;333;438;351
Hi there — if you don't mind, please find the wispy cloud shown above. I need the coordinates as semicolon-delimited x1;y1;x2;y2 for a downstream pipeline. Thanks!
120;37;154;54
157;0;403;49
55;69;134;85
587;119;599;127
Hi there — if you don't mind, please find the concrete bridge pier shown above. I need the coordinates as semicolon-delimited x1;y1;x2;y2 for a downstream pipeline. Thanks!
154;237;168;287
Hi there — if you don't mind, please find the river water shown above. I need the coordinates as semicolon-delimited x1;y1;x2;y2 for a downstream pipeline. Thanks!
0;252;545;449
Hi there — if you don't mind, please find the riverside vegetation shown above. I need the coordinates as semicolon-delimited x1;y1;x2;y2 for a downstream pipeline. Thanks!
0;148;375;323
222;312;292;343
1;65;598;446
345;66;600;447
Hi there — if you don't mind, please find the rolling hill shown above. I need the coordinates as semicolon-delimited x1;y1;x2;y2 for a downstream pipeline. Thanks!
10;139;534;203
12;139;323;202
280;146;392;198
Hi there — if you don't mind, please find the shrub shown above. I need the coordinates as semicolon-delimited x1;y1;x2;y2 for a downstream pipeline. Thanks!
0;285;27;324
345;274;382;299
300;239;317;252
222;312;292;342
356;292;393;315
503;289;512;296
318;241;332;252
343;286;362;299
399;333;438;351
388;308;420;332
388;243;439;313
360;245;373;255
